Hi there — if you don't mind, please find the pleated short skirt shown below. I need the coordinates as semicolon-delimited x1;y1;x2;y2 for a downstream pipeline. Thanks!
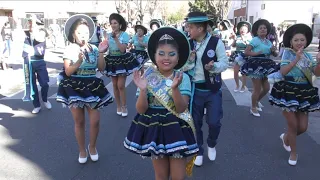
241;56;277;79
269;81;320;112
124;108;199;159
56;73;113;109
130;49;149;65
105;52;142;76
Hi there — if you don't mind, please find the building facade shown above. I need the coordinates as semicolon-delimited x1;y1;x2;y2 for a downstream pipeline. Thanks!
228;1;320;39
227;0;247;25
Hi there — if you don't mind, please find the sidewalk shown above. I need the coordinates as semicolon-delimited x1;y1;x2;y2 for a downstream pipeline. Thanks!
0;42;63;96
0;67;60;96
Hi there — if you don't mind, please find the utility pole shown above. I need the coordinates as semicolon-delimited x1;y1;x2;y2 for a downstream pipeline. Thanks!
222;0;224;19
246;0;249;21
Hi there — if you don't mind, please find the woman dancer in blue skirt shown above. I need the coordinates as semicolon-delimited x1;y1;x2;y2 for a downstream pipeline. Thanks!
129;24;149;64
230;21;252;92
105;13;142;117
56;14;113;163
269;24;320;166
124;27;198;179
241;19;278;117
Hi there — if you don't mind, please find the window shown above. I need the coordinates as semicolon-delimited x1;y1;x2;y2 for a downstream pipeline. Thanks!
249;16;254;24
241;0;247;7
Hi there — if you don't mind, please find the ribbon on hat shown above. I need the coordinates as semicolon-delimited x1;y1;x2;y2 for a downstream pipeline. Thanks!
187;16;209;22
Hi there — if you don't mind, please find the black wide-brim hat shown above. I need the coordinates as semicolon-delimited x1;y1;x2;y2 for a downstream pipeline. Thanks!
223;19;232;28
237;21;252;33
91;16;98;22
283;23;313;48
150;19;161;29
208;20;214;27
135;25;147;35
64;14;95;42
147;27;190;70
217;20;229;30
251;19;271;36
109;13;127;31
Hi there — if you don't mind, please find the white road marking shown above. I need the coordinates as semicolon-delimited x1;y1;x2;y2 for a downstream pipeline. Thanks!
222;69;252;107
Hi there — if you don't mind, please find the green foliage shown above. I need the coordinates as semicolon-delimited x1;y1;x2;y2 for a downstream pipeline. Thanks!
188;0;210;14
167;7;186;24
188;0;232;22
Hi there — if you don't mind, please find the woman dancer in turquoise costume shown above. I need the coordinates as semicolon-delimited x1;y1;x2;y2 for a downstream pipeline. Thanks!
124;27;198;179
269;24;320;166
230;21;252;92
104;13;142;117
129;24;149;65
240;19;278;117
56;14;113;164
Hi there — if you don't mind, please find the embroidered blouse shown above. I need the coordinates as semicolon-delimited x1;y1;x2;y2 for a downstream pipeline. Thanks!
136;72;191;109
108;31;130;56
63;43;98;78
235;34;252;51
249;37;273;55
131;35;149;51
280;49;317;84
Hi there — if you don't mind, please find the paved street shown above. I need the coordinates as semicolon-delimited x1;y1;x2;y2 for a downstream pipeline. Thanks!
0;46;320;180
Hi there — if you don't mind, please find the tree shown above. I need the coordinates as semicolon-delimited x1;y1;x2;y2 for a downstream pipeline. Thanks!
167;6;187;24
134;0;148;24
158;1;169;22
115;0;128;14
188;0;232;21
188;0;210;14
147;0;159;19
134;0;158;24
115;0;138;22
207;0;232;20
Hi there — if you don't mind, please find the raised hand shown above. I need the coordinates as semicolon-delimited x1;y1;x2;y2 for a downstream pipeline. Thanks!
189;51;196;63
78;52;84;63
98;39;109;53
111;32;116;38
296;47;304;60
133;70;147;90
270;46;277;52
171;71;183;89
204;60;214;71
111;32;119;39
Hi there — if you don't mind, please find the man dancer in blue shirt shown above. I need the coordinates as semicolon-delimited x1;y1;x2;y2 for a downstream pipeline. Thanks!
22;15;52;114
182;12;228;166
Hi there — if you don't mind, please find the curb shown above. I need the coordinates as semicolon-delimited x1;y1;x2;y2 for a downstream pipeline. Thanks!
0;68;60;95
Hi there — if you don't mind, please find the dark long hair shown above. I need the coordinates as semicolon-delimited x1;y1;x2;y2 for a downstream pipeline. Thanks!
68;18;89;43
109;14;126;31
156;39;179;52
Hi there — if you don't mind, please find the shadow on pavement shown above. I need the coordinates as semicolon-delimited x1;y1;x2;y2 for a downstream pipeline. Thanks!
0;82;320;179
